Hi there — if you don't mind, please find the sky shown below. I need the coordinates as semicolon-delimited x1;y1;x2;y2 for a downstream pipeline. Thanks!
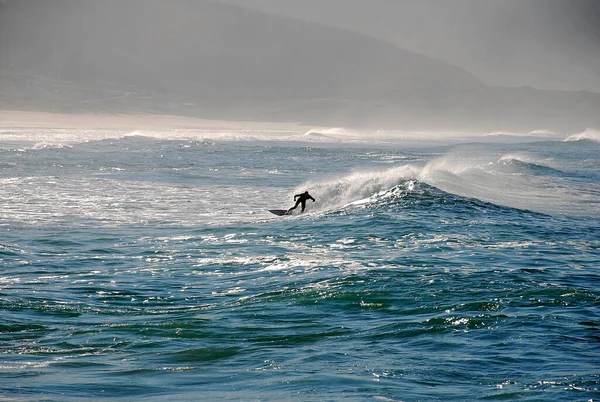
219;0;600;92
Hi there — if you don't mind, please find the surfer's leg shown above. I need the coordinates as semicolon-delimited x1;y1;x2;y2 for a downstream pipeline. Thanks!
288;200;301;212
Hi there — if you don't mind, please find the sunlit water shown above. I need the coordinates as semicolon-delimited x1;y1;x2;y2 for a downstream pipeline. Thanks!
1;129;599;401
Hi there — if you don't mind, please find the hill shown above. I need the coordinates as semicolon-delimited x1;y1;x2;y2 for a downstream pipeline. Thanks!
1;0;599;133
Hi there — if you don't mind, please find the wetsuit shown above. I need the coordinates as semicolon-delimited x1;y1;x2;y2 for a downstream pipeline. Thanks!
288;191;315;213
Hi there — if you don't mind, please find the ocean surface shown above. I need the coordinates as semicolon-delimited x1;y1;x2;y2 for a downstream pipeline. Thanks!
1;127;599;401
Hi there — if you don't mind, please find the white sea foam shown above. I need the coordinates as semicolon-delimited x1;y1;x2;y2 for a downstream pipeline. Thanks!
0;175;288;227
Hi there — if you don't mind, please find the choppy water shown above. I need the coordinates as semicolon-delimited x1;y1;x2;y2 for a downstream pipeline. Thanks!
1;129;599;401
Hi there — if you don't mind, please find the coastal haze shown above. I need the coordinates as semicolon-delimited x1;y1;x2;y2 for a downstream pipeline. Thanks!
223;0;600;93
1;0;599;134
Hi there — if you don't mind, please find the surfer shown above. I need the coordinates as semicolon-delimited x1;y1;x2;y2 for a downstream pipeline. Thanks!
287;191;315;213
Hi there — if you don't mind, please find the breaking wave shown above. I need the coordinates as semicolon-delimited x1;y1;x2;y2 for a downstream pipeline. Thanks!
298;149;600;217
565;128;600;142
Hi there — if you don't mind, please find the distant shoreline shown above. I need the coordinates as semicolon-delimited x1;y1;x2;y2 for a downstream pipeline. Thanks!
0;110;313;132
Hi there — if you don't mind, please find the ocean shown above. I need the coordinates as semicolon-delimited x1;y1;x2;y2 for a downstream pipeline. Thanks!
1;127;599;401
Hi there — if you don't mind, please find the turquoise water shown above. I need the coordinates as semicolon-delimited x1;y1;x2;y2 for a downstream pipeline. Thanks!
1;130;599;401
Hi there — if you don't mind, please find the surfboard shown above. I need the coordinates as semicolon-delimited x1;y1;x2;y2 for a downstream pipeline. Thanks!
269;209;290;216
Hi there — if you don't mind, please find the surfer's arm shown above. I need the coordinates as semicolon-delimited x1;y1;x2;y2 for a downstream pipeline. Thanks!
309;195;315;202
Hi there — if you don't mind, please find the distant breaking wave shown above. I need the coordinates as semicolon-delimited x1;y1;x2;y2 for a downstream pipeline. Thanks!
2;126;580;151
497;153;564;175
565;128;600;142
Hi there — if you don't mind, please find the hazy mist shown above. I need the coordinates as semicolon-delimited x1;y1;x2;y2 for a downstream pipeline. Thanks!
221;0;600;92
1;0;599;133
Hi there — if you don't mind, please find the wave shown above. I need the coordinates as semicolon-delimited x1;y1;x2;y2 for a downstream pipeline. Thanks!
31;142;74;150
298;165;421;211
498;152;552;167
0;128;133;150
0;127;370;150
420;149;600;216
482;129;561;142
497;153;564;175
565;128;600;142
5;127;588;151
300;149;599;217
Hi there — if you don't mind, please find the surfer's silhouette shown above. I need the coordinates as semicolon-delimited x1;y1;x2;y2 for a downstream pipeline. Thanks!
287;191;315;213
